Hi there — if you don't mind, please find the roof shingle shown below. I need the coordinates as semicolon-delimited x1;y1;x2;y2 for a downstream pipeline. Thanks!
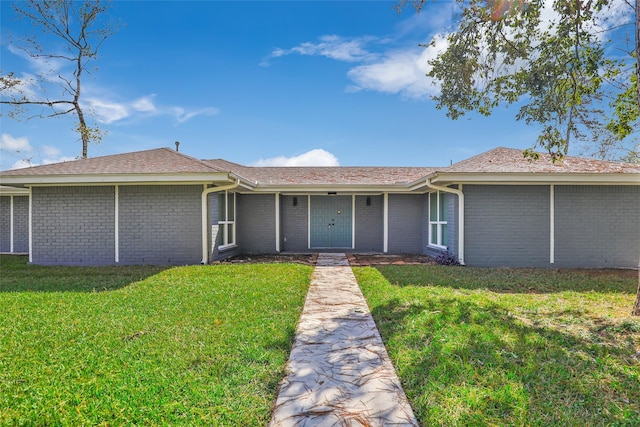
204;159;437;186
443;147;640;174
0;148;225;176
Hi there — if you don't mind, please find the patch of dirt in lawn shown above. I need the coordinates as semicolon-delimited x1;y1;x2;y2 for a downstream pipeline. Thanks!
347;253;437;266
565;268;639;280
221;253;438;266
220;254;318;265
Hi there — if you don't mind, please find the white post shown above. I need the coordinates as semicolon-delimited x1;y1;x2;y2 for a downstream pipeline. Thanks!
201;179;240;264
351;194;356;249
383;193;389;253
9;195;14;253
550;184;555;264
28;187;32;263
114;185;119;263
275;193;280;253
425;180;465;265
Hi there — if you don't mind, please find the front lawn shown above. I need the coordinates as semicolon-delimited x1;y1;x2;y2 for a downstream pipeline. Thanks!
0;256;312;425
354;266;640;426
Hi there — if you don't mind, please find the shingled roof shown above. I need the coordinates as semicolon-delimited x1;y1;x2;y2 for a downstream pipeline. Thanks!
0;148;225;176
444;147;640;174
204;159;436;186
1;146;638;189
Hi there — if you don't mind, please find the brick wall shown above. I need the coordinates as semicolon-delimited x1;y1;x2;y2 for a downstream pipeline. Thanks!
236;193;277;254
388;194;424;254
555;185;640;268
31;186;115;265
0;196;10;252
118;185;202;265
464;185;550;267
281;195;309;252
13;196;29;253
355;195;383;252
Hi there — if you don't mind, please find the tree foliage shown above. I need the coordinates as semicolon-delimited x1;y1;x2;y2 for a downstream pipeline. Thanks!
397;0;639;162
0;0;118;159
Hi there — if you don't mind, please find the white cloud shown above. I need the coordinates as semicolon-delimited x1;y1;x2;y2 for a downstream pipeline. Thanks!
132;95;158;113
43;155;75;165
253;149;340;167
347;34;448;99
6;44;68;80
10;159;34;169
5;46;218;126
9;153;75;170
264;35;378;66
83;94;219;125
172;106;220;125
85;98;130;123
0;138;76;170
0;134;32;152
42;145;61;157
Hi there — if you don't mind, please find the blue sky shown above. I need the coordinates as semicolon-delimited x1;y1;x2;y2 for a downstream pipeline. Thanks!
0;0;564;170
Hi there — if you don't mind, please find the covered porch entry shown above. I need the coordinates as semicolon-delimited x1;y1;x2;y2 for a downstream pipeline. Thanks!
309;195;353;249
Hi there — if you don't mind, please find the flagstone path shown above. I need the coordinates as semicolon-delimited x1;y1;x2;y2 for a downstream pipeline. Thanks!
269;253;419;427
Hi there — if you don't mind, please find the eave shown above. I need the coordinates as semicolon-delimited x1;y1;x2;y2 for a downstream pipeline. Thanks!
429;172;640;186
244;181;432;194
0;185;30;196
0;172;240;187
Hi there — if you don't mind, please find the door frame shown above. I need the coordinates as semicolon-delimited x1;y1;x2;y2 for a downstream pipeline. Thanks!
307;195;356;249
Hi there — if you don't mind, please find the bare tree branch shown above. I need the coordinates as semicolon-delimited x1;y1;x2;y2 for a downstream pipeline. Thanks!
0;0;118;158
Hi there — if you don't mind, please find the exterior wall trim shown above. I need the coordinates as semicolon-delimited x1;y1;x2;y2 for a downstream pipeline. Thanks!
9;195;14;253
307;195;311;249
201;180;240;264
115;185;119;263
351;195;356;249
275;193;281;253
431;173;640;186
426;180;465;265
0;174;233;187
28;187;32;263
383;193;389;253
550;184;555;264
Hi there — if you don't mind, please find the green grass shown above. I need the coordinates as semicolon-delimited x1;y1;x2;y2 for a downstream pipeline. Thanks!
0;255;312;426
354;265;640;427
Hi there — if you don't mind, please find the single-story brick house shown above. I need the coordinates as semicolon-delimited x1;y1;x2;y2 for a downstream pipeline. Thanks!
1;146;638;268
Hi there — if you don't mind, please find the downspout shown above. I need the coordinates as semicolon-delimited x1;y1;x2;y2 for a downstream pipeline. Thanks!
201;179;240;264
426;179;465;265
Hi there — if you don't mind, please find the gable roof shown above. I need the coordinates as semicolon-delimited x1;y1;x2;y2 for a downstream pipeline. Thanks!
445;147;640;174
429;147;640;185
1;146;638;189
205;159;436;188
1;148;226;176
0;148;235;186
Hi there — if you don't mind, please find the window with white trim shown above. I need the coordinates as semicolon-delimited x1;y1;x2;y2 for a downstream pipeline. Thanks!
217;191;236;249
429;191;447;248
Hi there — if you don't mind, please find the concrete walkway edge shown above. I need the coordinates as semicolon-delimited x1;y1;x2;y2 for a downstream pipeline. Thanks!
269;253;419;426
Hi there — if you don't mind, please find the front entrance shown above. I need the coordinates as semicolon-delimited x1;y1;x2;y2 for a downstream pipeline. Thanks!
310;196;353;248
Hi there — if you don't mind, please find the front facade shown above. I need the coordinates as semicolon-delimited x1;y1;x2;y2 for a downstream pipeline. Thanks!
1;147;638;268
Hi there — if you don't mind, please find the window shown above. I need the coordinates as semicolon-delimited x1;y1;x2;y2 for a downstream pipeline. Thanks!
429;191;447;248
217;191;236;249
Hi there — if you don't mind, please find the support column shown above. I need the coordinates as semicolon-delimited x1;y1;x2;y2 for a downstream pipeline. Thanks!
550;184;555;264
275;193;281;253
383;193;389;253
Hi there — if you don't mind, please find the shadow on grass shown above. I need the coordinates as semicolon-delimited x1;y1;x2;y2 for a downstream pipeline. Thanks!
0;255;169;292
375;264;637;294
369;294;640;425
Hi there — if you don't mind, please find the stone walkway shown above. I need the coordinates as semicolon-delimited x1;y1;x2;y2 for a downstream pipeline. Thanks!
269;253;419;427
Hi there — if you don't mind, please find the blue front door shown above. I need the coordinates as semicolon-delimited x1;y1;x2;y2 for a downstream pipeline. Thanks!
310;196;352;248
